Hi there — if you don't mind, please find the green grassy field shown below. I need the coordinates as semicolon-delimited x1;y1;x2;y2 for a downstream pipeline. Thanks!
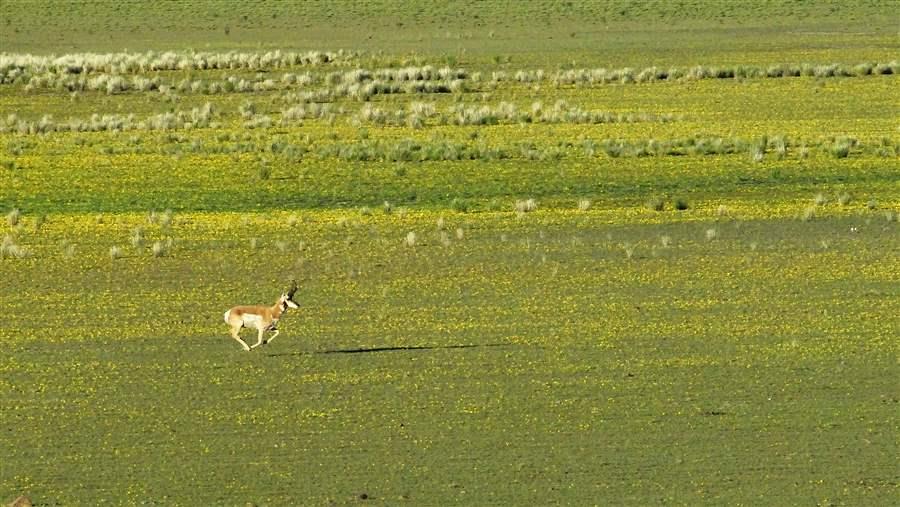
1;1;898;505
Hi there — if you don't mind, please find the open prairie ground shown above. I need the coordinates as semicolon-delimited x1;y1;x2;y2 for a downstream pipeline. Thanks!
1;1;898;505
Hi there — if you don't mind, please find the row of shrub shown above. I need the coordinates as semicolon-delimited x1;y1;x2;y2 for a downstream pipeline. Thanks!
39;132;892;163
11;64;471;96
5;59;895;94
549;61;899;85
0;103;216;134
587;135;897;160
317;138;510;162
0;50;353;80
20;72;281;95
350;100;679;127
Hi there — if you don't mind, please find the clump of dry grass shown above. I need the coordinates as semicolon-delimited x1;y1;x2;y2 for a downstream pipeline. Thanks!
515;198;537;213
836;191;852;206
801;205;817;222
159;209;174;228
6;208;21;227
645;197;665;212
131;227;145;249
151;241;167;257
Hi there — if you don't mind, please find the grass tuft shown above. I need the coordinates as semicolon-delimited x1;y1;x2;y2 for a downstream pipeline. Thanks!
451;197;470;213
801;205;817;221
151;241;167;257
515;198;537;214
6;208;21;227
131;227;145;249
645;197;665;212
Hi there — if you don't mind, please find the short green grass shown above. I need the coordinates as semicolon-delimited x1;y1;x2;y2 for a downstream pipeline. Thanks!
1;1;898;505
2;210;898;504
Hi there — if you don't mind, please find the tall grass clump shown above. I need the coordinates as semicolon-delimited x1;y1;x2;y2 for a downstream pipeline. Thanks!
451;197;470;213
155;209;173;228
645;197;665;212
1;234;29;259
257;162;272;180
801;205;817;222
130;227;145;249
515;198;537;215
6;208;21;227
830;137;856;159
151;240;168;257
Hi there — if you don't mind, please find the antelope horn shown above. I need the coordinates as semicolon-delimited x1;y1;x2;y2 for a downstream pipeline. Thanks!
286;279;299;298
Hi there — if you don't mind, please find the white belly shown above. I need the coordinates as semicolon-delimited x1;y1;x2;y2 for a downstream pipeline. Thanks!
241;313;263;328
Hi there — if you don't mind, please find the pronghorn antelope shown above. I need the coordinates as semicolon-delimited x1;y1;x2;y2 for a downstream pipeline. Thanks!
224;281;299;351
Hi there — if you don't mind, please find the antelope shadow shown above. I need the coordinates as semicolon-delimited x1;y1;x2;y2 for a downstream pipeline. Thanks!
266;342;512;357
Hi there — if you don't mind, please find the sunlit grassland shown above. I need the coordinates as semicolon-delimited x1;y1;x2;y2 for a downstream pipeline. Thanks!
2;208;898;504
2;0;899;504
